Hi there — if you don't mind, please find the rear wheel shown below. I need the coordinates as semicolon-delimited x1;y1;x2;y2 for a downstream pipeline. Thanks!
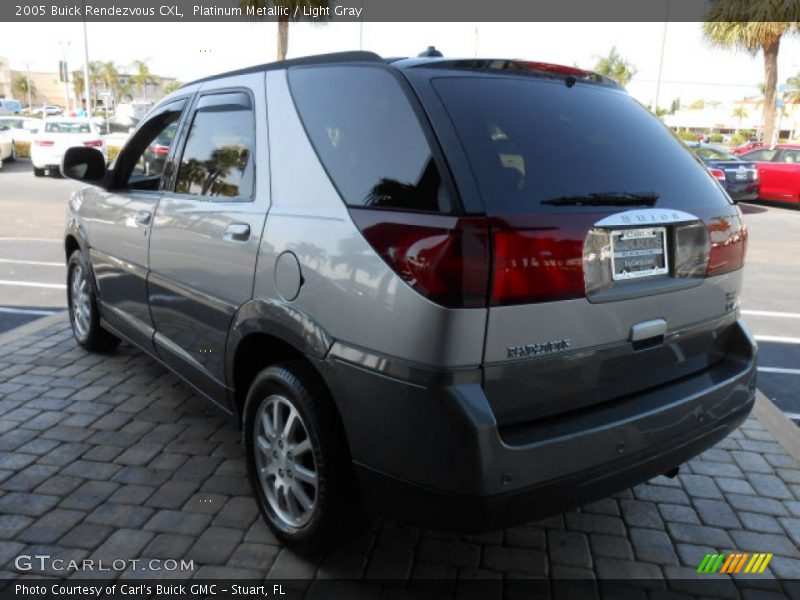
33;166;44;177
8;142;16;162
244;362;362;555
67;250;120;352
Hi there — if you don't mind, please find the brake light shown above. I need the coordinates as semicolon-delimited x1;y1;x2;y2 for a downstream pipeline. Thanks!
150;144;169;156
83;140;103;148
708;168;726;182
514;61;592;78
34;140;54;147
706;213;747;276
349;209;489;308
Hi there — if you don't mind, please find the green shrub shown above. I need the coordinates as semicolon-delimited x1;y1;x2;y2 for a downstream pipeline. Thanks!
14;141;30;159
678;131;698;141
107;146;121;164
709;134;724;143
729;134;745;147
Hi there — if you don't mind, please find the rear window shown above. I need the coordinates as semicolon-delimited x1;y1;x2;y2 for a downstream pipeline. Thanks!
289;66;452;213
45;122;91;134
694;145;739;161
432;76;730;214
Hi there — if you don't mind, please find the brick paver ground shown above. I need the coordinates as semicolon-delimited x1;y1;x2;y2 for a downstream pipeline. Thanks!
2;316;800;596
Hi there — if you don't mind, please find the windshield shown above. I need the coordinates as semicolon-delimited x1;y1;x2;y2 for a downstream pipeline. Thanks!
45;122;91;134
432;76;731;214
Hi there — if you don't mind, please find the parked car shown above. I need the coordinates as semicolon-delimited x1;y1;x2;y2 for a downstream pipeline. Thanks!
740;144;800;204
31;105;63;117
61;51;756;553
731;140;763;155
0;125;17;164
686;142;759;203
0;98;23;115
0;116;41;143
31;118;105;176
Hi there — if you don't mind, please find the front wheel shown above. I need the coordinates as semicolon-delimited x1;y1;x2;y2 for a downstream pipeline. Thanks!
244;363;362;555
67;250;120;352
33;166;44;177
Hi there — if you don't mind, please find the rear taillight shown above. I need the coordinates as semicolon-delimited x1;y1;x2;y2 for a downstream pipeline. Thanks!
34;140;54;147
150;144;169;156
490;220;587;305
707;212;747;276
83;140;103;148
349;209;489;308
708;168;726;182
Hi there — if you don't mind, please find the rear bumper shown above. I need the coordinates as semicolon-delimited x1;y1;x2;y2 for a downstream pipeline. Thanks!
316;318;757;531
725;181;759;202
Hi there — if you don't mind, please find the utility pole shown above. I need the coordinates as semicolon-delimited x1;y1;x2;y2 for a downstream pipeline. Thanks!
81;0;92;121
653;0;670;113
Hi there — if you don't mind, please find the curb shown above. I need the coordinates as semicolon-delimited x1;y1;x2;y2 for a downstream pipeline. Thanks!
0;310;66;347
754;390;800;465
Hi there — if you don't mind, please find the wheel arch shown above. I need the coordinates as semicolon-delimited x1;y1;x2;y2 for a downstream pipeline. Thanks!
226;299;335;427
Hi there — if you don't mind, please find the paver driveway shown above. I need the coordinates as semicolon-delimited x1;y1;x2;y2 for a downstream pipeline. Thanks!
2;315;800;598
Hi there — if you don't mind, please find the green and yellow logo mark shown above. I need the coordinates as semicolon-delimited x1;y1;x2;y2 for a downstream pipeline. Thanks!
697;552;773;574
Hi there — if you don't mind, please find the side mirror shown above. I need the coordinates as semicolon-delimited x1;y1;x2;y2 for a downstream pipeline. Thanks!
61;146;107;183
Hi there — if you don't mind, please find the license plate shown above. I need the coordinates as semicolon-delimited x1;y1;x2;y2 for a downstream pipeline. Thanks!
610;227;669;281
735;170;748;180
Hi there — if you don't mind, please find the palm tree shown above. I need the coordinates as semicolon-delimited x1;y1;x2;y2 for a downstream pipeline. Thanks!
131;60;160;102
71;70;84;105
12;75;36;104
787;71;800;103
88;61;104;110
593;46;637;88
239;0;330;61
731;105;748;133
100;62;120;109
703;3;800;144
163;81;182;95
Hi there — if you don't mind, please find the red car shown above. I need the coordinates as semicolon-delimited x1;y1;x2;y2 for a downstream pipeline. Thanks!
731;141;763;155
740;144;800;203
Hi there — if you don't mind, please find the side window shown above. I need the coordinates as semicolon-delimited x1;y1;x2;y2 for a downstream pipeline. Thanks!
288;66;452;213
174;92;255;199
116;99;186;191
779;150;800;164
744;149;778;162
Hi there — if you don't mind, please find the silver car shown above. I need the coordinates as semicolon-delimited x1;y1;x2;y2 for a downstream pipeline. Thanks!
61;51;757;554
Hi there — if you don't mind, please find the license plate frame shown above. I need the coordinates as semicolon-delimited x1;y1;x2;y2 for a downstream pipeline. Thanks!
610;227;669;281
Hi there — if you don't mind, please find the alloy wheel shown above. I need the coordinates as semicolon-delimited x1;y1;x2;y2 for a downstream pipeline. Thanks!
70;264;91;338
253;394;318;528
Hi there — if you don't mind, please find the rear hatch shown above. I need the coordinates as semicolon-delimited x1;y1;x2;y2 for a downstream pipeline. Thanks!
425;69;747;428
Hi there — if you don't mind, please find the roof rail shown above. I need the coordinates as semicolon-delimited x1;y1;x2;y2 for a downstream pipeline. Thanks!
181;51;383;88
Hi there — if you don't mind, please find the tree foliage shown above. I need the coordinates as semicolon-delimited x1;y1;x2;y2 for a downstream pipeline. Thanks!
593;46;637;87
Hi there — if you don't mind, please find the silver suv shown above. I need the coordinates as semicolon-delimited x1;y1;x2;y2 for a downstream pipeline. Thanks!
62;51;757;553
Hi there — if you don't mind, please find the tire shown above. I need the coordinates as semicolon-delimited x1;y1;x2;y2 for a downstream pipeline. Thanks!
67;250;120;352
33;166;44;177
8;142;15;162
244;362;362;555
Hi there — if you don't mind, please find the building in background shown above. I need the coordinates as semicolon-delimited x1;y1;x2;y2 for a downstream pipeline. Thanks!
663;98;799;140
0;55;176;111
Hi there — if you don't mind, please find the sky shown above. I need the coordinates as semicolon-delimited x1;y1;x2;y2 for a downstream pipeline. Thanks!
1;21;800;109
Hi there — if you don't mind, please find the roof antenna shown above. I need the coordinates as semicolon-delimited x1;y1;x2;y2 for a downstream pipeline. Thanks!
418;46;443;58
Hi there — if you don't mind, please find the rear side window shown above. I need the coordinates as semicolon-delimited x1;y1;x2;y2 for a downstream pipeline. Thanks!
288;66;452;213
432;76;731;215
744;148;778;162
175;92;255;199
779;149;800;164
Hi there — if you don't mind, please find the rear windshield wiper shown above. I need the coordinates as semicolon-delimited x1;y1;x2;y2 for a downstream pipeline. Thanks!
541;191;659;207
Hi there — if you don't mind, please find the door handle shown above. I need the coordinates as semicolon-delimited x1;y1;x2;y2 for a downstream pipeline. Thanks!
225;223;251;241
135;210;152;226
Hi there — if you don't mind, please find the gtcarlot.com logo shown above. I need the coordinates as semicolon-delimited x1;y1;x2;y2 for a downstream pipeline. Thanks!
14;554;194;573
697;552;773;574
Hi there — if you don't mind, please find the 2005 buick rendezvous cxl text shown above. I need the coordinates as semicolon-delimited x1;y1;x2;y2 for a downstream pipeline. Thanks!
60;50;757;553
